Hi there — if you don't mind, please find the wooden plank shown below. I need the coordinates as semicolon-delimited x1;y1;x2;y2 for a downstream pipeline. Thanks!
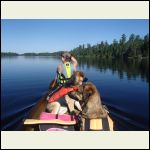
90;116;114;131
24;119;76;125
107;116;114;131
90;119;102;130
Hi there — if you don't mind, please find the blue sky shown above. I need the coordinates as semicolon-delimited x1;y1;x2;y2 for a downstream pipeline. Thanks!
1;19;149;54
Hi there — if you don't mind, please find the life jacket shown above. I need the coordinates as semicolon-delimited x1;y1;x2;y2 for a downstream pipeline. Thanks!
57;62;74;85
47;86;78;103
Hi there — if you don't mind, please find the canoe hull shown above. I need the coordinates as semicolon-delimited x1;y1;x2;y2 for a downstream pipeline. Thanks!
23;94;114;131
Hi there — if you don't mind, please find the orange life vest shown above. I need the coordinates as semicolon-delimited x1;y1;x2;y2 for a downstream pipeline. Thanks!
48;86;78;103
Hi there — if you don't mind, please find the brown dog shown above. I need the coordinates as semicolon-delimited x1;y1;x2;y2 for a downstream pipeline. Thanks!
77;82;108;119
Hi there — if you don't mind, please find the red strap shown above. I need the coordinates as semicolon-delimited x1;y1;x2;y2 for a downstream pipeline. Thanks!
72;86;78;91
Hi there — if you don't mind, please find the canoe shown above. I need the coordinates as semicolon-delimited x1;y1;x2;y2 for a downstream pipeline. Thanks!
23;93;114;131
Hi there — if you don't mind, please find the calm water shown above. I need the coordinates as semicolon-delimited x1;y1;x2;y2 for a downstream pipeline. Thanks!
1;56;149;131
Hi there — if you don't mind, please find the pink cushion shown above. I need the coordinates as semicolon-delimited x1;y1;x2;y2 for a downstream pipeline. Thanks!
39;112;77;121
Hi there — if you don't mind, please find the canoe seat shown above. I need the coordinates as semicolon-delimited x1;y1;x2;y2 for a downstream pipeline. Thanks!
24;112;77;125
82;116;114;131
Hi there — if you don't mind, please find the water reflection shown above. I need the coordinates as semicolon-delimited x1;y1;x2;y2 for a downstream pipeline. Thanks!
1;56;18;59
77;57;149;83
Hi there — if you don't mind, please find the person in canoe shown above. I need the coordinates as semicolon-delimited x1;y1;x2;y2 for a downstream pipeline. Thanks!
48;52;78;89
46;52;83;114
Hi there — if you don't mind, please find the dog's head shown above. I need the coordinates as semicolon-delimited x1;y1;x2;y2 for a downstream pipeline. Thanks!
78;82;96;102
73;71;85;85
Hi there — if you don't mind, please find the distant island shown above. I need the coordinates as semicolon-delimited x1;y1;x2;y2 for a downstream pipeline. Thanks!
1;52;19;56
1;51;63;57
1;33;149;59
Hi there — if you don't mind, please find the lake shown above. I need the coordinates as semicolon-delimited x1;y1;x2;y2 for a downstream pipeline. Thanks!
1;56;149;131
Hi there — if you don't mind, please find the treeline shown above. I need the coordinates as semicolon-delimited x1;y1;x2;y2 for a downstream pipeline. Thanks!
71;33;149;59
2;33;149;58
1;52;63;56
1;52;19;56
21;52;52;56
22;51;63;56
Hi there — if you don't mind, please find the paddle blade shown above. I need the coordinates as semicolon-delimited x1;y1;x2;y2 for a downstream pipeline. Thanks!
49;79;56;89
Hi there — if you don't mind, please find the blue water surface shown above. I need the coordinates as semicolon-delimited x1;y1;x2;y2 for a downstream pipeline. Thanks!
1;56;149;130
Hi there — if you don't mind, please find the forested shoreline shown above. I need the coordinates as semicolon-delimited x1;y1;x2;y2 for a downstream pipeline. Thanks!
2;33;149;59
71;34;149;59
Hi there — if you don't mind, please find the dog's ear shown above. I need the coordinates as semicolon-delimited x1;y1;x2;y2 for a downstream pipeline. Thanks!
83;86;94;101
87;86;95;96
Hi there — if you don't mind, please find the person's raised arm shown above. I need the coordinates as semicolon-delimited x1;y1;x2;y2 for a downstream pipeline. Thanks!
71;56;78;71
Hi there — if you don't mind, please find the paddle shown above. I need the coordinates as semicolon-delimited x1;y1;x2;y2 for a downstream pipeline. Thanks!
49;79;57;90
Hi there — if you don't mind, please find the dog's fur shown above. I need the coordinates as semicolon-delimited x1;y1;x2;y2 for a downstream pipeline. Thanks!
75;82;108;119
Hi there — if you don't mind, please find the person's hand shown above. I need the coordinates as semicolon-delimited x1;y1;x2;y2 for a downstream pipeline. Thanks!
71;56;78;70
74;101;82;111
